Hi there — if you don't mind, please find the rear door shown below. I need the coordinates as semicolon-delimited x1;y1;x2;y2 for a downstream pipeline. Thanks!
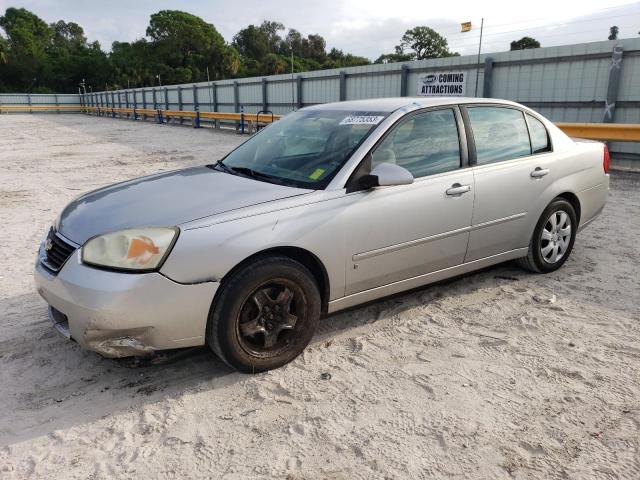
344;107;475;295
462;105;556;262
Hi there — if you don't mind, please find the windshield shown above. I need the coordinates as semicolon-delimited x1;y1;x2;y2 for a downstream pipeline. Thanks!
219;109;388;189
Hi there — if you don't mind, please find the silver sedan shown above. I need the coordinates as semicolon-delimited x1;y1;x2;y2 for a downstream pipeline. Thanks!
35;97;609;372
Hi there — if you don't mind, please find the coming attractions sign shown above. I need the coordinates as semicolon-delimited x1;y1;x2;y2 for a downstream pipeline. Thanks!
417;71;467;96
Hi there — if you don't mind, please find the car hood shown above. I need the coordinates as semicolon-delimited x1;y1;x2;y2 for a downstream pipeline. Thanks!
57;166;312;244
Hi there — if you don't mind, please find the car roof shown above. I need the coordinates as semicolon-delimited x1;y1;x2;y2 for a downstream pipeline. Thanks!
305;97;521;113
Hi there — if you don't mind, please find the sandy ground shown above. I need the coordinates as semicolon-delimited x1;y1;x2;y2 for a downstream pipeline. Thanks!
0;114;639;479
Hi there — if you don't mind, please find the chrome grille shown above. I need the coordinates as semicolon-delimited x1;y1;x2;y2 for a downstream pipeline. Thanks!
42;228;77;272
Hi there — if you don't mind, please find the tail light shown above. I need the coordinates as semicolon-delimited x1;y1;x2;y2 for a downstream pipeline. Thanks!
603;144;610;174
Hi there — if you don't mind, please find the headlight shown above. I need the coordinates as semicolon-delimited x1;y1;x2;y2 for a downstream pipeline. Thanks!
81;227;178;271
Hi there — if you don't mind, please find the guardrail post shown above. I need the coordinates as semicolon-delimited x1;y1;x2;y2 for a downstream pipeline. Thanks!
603;44;623;123
262;78;268;112
482;57;494;98
211;83;218;128
296;75;303;109
339;71;347;102
142;89;147;120
193;84;199;127
125;90;129;118
233;81;239;112
132;90;137;119
239;105;245;134
234;81;240;129
177;86;183;124
400;65;409;97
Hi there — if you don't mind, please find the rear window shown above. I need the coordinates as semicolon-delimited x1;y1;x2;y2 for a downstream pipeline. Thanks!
526;113;552;154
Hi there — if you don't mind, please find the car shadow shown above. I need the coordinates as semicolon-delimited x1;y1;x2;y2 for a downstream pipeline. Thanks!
0;261;526;447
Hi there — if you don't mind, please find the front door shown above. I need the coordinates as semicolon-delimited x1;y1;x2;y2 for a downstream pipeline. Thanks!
344;107;474;295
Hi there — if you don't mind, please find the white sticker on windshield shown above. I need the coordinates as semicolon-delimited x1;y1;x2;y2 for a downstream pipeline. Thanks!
339;115;385;125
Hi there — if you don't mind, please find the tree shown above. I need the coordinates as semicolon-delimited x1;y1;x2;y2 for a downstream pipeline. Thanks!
510;36;541;50
608;26;619;40
262;53;287;75
0;7;52;90
0;7;370;92
326;48;370;68
374;46;413;64
45;20;110;92
259;21;285;52
397;26;457;60
233;22;286;61
145;10;234;83
110;39;154;88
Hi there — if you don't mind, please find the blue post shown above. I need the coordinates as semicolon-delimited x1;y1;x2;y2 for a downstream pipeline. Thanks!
194;110;200;129
240;105;245;134
158;109;164;124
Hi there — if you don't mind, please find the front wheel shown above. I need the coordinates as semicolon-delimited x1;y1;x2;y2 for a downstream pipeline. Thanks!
206;256;321;373
517;198;578;273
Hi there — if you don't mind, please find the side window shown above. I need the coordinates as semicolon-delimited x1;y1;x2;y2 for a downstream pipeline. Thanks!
371;109;461;178
467;107;531;165
526;113;552;154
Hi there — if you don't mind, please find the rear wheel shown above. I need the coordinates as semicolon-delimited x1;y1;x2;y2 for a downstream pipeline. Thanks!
206;256;321;373
517;198;577;273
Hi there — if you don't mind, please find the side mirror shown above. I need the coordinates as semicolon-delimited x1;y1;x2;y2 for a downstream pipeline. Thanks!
359;163;414;189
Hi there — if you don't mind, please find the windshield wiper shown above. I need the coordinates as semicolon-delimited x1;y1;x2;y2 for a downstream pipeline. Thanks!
211;159;236;175
230;166;278;182
210;161;282;184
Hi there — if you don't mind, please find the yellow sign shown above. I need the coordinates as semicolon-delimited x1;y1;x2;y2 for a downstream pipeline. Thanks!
309;168;325;180
461;22;472;32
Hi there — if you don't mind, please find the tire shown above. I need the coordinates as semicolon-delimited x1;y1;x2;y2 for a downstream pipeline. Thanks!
517;198;578;274
206;255;321;373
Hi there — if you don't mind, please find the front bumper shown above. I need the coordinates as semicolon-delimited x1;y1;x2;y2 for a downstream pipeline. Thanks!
34;243;219;357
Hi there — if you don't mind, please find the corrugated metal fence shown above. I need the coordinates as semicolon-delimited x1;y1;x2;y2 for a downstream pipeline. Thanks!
0;93;81;107
1;38;638;159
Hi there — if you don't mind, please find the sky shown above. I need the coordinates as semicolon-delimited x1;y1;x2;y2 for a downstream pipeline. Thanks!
0;0;638;59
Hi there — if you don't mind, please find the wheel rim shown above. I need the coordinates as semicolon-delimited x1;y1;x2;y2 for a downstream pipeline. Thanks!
540;209;572;264
236;278;305;356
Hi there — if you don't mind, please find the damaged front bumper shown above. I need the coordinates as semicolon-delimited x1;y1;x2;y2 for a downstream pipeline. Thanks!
35;244;218;358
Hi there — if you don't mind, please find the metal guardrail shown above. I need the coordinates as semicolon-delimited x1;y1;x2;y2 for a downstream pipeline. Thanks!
555;123;640;142
83;106;281;124
0;105;83;113
2;104;639;142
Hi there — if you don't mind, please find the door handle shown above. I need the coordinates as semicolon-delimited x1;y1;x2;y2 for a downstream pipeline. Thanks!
531;167;550;178
446;183;471;196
